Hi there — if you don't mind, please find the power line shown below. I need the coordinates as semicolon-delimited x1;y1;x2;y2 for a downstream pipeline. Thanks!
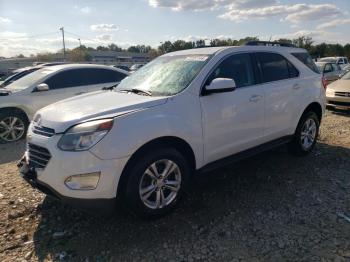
64;30;110;45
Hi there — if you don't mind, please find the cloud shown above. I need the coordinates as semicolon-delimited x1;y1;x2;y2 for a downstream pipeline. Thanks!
270;30;334;43
149;1;343;25
149;0;277;11
80;6;91;14
317;18;350;30
90;24;119;32
0;17;11;23
96;34;113;42
220;4;342;23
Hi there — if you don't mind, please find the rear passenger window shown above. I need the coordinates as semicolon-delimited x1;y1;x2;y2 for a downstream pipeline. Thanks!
208;53;256;88
291;52;320;74
84;69;126;85
256;52;297;82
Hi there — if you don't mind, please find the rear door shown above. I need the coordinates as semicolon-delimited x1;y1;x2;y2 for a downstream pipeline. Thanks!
255;52;301;140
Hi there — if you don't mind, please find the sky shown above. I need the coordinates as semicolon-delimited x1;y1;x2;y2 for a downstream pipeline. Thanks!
0;0;349;57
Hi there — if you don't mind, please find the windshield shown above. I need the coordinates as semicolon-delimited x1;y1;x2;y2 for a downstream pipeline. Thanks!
116;55;210;96
5;69;52;90
341;71;350;80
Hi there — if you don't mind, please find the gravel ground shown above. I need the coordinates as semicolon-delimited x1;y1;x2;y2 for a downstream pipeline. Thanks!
1;110;350;262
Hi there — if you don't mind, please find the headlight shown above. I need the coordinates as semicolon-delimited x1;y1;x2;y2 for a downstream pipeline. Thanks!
326;88;335;97
58;119;114;151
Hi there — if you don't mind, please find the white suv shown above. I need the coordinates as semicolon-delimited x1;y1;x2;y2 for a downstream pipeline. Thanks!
0;64;128;143
19;43;325;218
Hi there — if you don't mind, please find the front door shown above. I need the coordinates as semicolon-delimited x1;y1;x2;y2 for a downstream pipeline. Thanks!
200;53;265;164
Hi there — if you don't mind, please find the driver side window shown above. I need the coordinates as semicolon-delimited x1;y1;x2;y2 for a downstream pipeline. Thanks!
208;53;256;88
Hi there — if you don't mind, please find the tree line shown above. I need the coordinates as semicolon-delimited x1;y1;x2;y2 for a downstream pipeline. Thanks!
34;36;350;62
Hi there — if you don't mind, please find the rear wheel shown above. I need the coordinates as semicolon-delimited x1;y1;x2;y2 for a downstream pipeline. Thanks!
288;111;319;156
124;148;190;218
0;110;28;143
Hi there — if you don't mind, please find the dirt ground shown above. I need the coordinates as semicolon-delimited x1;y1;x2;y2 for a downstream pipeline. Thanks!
1;110;350;262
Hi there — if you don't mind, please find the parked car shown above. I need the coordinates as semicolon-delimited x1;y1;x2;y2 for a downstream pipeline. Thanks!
129;64;144;73
319;57;349;70
316;62;343;86
19;43;325;218
0;64;129;143
0;63;71;88
0;67;41;88
326;70;350;110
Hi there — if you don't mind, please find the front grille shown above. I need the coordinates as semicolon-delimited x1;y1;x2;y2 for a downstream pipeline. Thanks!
33;125;55;137
28;143;51;169
335;92;350;97
328;100;350;107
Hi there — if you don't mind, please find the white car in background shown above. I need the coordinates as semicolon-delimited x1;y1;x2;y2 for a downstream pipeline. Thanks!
0;64;129;143
20;42;325;218
319;57;349;70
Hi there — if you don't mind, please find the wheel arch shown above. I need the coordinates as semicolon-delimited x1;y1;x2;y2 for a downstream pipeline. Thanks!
301;102;323;123
117;136;196;196
0;107;30;123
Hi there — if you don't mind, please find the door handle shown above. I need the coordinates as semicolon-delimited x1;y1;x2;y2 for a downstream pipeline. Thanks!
293;84;301;90
249;95;262;102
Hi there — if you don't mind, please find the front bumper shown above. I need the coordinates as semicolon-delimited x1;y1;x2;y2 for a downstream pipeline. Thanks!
19;127;130;211
326;96;350;109
18;156;118;212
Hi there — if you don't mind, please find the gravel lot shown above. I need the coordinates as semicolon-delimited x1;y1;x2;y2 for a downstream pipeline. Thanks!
1;110;350;262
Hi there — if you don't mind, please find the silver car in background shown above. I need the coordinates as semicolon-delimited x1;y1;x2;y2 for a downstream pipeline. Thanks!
316;62;343;85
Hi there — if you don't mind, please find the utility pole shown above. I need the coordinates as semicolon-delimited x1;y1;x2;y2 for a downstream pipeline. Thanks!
78;38;82;49
59;27;66;61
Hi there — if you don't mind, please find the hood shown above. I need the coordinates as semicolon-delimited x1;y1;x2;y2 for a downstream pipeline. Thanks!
328;79;350;92
37;90;168;133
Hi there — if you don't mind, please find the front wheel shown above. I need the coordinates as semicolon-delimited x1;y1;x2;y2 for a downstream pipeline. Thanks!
124;148;190;218
288;111;320;156
0;110;28;144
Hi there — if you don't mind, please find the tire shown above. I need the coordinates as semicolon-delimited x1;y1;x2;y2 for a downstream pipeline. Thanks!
288;111;320;156
0;109;29;144
124;147;190;219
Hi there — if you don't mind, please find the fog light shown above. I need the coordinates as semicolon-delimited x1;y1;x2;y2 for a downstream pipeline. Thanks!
64;172;100;190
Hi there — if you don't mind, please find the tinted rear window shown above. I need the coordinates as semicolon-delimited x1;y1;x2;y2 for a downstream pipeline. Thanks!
292;53;320;74
256;53;297;83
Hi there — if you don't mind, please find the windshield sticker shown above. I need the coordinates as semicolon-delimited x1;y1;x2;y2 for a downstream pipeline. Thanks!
184;56;208;62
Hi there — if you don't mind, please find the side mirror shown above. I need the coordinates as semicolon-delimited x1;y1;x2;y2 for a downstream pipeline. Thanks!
204;78;236;95
34;83;49;92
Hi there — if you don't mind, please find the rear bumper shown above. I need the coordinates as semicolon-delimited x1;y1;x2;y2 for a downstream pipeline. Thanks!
18;157;117;213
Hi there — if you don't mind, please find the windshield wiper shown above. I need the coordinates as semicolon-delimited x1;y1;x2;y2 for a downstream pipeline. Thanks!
102;82;120;91
118;88;152;96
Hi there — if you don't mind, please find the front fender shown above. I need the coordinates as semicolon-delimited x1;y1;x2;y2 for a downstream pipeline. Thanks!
90;95;204;168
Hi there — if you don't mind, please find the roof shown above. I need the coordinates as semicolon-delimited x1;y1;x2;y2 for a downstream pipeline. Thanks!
35;63;129;75
163;45;306;56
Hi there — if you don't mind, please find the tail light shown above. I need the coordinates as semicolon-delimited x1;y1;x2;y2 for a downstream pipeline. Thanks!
322;77;328;89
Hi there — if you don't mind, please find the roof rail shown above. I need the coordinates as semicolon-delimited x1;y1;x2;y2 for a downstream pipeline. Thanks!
245;41;297;48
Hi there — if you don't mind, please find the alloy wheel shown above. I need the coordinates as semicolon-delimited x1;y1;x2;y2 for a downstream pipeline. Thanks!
300;118;317;150
139;159;181;209
0;117;25;142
